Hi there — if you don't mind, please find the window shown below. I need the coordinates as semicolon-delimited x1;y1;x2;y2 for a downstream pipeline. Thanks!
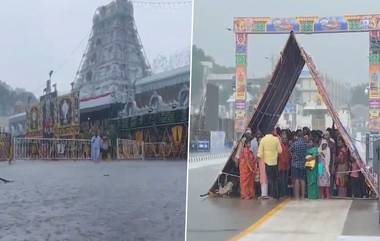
179;90;189;107
126;102;134;116
86;71;92;82
151;97;159;110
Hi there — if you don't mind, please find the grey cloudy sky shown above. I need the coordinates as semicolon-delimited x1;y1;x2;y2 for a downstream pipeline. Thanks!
193;0;380;86
0;0;192;96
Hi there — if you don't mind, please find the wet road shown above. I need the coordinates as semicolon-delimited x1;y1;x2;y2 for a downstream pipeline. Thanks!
0;160;186;241
342;199;380;237
187;156;380;241
186;160;280;241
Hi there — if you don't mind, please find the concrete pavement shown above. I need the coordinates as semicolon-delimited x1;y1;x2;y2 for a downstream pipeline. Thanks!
343;200;380;237
187;156;380;241
187;160;281;241
234;199;380;241
235;199;352;241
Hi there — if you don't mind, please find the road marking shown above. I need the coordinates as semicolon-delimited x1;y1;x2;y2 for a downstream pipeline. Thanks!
228;198;290;241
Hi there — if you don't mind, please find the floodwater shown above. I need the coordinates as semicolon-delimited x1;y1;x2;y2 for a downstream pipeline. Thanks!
0;160;186;241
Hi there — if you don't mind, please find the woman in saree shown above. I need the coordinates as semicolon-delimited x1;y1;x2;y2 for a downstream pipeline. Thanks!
318;138;331;199
239;141;257;199
350;158;361;198
306;137;320;199
336;139;349;197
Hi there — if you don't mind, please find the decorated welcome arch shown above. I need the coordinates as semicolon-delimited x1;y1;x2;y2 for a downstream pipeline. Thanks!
210;32;378;198
233;14;380;134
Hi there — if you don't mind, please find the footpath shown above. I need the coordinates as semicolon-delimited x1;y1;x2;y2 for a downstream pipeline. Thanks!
230;199;380;241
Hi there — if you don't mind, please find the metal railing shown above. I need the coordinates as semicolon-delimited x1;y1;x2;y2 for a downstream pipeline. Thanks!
116;139;144;160
116;139;183;160
14;137;91;160
0;133;11;161
143;142;168;159
188;152;230;163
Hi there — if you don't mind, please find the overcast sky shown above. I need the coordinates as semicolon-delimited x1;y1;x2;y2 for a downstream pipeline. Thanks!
193;0;380;86
0;0;192;96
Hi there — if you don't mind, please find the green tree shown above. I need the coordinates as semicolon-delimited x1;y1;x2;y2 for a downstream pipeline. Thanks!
0;80;37;116
191;45;234;109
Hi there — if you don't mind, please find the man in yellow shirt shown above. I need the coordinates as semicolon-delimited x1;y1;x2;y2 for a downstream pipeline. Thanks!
257;129;282;199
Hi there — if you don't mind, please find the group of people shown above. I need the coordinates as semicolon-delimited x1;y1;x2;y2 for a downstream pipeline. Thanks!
90;132;110;161
238;126;367;200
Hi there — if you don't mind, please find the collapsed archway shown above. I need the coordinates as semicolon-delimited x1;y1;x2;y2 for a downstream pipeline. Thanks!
208;32;378;198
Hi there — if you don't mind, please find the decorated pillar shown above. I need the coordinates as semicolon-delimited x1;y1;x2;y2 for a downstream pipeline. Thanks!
368;30;380;132
235;33;248;137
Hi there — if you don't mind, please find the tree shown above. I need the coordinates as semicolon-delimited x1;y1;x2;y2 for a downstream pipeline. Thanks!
191;45;234;108
0;80;37;116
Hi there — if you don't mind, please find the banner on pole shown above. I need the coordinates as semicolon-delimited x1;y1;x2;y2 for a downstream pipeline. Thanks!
235;33;248;133
369;30;380;131
234;15;380;34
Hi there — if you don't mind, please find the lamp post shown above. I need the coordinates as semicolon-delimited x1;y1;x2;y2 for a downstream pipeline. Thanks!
365;85;370;95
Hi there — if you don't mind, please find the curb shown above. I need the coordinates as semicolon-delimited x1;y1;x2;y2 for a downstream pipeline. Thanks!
188;152;230;163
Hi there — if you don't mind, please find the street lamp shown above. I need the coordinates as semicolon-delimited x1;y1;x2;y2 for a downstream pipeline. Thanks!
365;86;370;95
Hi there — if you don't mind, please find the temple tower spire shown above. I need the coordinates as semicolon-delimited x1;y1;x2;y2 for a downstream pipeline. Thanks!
75;0;151;99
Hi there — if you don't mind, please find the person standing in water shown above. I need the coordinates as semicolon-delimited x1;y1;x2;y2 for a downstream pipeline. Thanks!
91;132;102;162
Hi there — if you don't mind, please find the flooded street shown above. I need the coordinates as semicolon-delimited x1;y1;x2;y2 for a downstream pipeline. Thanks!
0;160;186;241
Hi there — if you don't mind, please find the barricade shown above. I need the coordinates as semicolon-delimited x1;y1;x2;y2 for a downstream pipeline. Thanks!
0;133;11;161
14;137;91;160
116;139;184;160
143;142;168;159
188;152;230;163
116;139;144;160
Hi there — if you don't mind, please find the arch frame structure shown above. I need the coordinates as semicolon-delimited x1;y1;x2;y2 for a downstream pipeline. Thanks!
233;14;380;134
210;31;378;198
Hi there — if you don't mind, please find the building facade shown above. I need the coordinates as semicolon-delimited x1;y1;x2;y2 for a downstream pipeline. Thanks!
278;69;351;131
